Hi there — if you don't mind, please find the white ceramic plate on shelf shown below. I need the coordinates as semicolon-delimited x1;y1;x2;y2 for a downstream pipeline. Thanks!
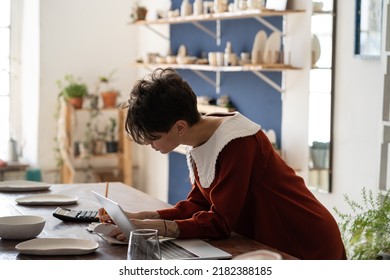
15;238;99;255
0;180;51;192
251;30;267;64
15;194;78;206
311;34;321;66
263;31;281;64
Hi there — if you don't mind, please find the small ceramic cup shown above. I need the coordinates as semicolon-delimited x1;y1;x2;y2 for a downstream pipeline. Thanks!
208;52;217;66
216;52;224;66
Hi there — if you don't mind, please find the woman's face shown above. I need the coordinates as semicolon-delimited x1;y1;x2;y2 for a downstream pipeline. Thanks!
148;125;181;154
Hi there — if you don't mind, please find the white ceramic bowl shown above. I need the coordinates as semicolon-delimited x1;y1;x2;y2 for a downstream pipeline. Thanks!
166;55;177;64
155;56;166;64
312;2;324;12
0;215;45;240
176;56;197;65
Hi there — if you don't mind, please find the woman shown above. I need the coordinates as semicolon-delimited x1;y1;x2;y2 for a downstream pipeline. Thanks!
101;68;346;260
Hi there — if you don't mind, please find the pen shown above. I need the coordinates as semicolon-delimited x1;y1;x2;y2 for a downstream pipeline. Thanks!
105;181;109;198
102;182;109;221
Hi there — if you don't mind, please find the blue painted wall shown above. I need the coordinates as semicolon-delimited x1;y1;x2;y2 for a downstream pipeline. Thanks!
168;0;283;204
168;152;192;203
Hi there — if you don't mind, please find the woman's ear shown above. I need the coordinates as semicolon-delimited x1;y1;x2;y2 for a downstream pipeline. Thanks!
175;120;187;136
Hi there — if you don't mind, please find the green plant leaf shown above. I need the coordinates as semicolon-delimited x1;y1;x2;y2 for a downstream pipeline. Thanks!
334;188;390;259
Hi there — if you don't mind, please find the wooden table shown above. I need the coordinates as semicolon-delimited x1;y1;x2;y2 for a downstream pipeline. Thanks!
0;182;296;260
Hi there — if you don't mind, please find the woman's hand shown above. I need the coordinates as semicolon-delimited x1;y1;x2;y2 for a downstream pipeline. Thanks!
97;208;127;241
125;210;160;220
97;208;113;223
97;209;179;240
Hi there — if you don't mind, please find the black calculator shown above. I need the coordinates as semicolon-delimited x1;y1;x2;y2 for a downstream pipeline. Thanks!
53;207;100;222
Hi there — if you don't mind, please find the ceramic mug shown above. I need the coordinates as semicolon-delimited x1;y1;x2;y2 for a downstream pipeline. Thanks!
216;52;224;66
240;52;251;64
208;52;217;66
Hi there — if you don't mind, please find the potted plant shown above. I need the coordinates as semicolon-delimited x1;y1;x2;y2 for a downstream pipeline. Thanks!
98;70;120;109
105;117;118;153
334;187;390;260
130;1;147;22
57;74;88;109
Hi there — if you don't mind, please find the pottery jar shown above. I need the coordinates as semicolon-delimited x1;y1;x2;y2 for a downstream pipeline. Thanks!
194;0;203;15
181;0;193;16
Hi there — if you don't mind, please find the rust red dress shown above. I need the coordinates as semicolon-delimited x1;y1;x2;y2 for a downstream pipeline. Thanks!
157;113;346;260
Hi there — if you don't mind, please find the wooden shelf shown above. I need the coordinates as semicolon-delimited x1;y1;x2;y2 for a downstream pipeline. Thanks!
73;152;123;161
136;62;300;72
132;9;304;94
133;9;305;45
312;10;336;16
136;62;299;94
197;104;235;114
133;9;305;25
59;103;132;185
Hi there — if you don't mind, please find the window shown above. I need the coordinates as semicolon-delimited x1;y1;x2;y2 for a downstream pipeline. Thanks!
0;0;11;159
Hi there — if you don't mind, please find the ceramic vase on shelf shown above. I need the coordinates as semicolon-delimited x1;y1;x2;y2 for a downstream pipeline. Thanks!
193;0;203;15
68;97;83;109
247;0;262;9
224;41;238;66
7;138;18;162
214;0;228;13
101;91;118;108
181;0;192;16
106;141;118;153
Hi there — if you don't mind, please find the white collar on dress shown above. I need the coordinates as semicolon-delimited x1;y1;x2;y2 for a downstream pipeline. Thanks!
185;112;261;188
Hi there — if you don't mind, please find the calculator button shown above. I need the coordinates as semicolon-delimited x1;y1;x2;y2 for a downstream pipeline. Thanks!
78;211;87;218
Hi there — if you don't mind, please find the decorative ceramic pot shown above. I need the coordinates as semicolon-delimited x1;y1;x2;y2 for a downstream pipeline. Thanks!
181;0;192;16
101;91;118;108
94;140;106;155
377;252;390;260
68;97;83;109
106;141;118;153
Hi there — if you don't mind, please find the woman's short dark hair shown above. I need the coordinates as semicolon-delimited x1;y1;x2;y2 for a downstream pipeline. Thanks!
121;68;201;144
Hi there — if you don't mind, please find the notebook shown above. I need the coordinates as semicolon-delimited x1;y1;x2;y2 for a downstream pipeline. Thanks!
92;191;232;260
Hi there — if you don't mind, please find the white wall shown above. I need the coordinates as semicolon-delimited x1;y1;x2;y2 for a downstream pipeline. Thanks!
16;0;40;167
36;0;170;200
37;0;138;170
127;0;170;201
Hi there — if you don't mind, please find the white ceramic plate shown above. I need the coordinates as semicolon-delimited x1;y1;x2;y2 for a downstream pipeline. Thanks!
0;180;51;192
251;30;267;64
311;34;321;66
15;194;78;206
15;238;99;255
263;31;281;64
233;249;282;260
